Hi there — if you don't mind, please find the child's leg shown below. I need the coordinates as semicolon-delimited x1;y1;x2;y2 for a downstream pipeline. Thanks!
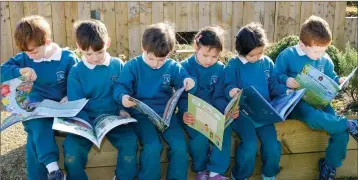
256;124;281;177
23;118;60;171
207;124;232;175
62;134;93;180
181;118;210;173
106;124;138;180
25;130;48;180
133;114;163;180
290;101;349;168
162;115;189;180
231;115;258;180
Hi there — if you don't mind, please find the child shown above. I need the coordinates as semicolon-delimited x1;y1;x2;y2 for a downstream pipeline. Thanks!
224;22;285;180
1;15;78;180
180;26;239;180
62;20;138;180
272;15;358;180
113;22;195;180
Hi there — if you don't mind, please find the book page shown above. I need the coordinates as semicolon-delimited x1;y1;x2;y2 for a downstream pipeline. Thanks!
224;90;242;128
162;87;185;125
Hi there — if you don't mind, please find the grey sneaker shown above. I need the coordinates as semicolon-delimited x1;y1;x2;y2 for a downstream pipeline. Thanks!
319;159;336;180
196;170;209;180
209;174;228;180
47;170;66;180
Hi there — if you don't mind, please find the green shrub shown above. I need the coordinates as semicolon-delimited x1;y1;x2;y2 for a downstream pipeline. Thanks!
265;35;342;73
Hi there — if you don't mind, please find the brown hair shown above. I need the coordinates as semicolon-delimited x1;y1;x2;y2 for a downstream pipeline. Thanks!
14;15;51;51
235;22;267;56
142;22;176;57
194;26;225;52
300;15;332;47
74;19;109;51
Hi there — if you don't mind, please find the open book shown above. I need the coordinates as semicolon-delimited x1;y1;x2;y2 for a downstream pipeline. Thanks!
240;86;306;127
128;87;185;133
53;115;137;148
295;64;357;109
1;78;88;132
187;91;242;150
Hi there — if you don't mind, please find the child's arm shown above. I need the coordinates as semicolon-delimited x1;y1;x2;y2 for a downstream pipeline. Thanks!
113;63;136;108
61;52;80;103
324;55;341;84
268;59;290;96
273;52;291;85
1;53;28;82
172;63;195;113
223;59;239;100
212;70;229;113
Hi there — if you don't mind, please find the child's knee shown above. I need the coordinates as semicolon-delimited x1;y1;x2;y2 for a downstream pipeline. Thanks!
143;141;163;155
238;140;258;159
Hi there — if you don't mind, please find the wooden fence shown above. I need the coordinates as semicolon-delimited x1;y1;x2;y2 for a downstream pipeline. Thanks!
1;1;357;63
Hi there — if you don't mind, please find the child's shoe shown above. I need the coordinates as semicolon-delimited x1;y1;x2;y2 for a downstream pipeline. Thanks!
196;170;209;180
319;159;336;180
262;174;276;180
47;169;66;180
113;176;117;180
230;172;247;180
208;174;228;180
348;120;358;142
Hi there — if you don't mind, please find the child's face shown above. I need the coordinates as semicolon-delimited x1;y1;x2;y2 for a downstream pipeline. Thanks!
195;46;220;68
245;46;264;63
300;42;328;60
143;51;167;68
25;41;49;60
80;47;107;65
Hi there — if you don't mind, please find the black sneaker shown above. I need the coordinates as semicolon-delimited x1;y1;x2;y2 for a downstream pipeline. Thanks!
348;120;358;142
48;170;66;180
319;159;336;180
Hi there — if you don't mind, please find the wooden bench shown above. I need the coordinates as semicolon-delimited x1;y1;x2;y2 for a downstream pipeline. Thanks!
55;120;358;180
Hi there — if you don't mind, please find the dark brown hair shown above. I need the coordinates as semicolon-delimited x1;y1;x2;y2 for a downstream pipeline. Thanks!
194;26;225;52
300;15;332;47
14;15;51;51
74;19;109;51
142;22;176;57
235;22;268;56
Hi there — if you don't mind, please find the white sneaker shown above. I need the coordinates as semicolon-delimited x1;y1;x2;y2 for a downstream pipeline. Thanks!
262;174;275;180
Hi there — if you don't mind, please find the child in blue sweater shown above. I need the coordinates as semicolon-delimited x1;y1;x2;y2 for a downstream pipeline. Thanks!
180;26;239;180
113;22;195;180
62;20;138;180
1;15;77;180
224;22;284;180
272;15;358;180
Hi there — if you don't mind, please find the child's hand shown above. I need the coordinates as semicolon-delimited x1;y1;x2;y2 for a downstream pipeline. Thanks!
183;112;196;125
183;78;195;91
229;88;240;98
286;77;299;89
339;77;346;84
59;96;68;104
20;67;37;81
120;110;131;118
286;89;294;95
231;109;240;120
122;95;137;108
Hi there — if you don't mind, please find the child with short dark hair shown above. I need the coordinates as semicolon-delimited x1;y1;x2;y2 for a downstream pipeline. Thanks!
63;19;138;180
113;22;195;180
272;15;358;180
1;15;78;180
180;26;239;180
225;22;284;180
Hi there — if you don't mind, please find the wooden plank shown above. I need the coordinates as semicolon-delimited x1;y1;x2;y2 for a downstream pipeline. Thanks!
1;2;13;62
313;2;325;19
221;2;232;50
263;2;276;42
152;2;163;24
127;2;141;58
37;2;53;40
300;2;313;28
231;2;244;52
198;2;210;28
274;2;290;41
163;2;175;24
65;2;78;49
344;17;358;50
80;150;358;180
332;2;347;50
139;2;152;36
115;2;129;60
188;2;199;32
288;2;301;36
78;2;91;20
103;2;117;56
210;2;222;26
23;2;38;16
323;2;336;34
253;1;264;24
176;2;188;32
9;2;24;55
242;2;254;26
51;2;66;48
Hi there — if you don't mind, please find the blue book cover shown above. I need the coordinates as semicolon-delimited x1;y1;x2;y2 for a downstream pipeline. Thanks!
239;86;306;127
